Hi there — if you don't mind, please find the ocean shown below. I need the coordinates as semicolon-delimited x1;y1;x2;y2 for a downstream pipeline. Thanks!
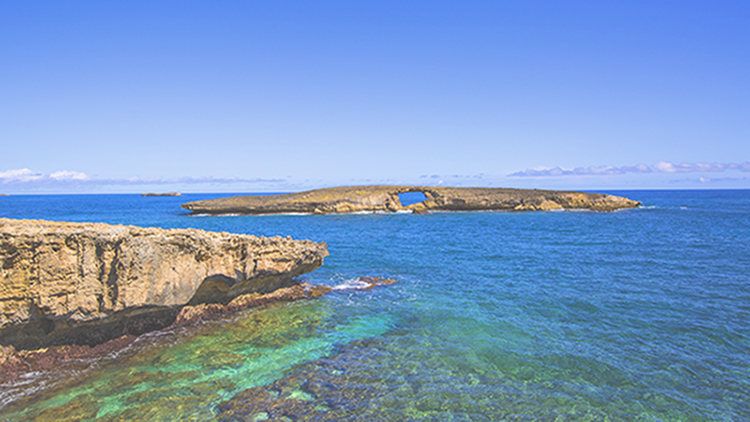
0;190;748;420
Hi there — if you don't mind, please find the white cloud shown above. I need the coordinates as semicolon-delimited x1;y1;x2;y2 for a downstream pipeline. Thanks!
49;170;90;181
510;161;750;177
0;168;45;182
1;168;90;184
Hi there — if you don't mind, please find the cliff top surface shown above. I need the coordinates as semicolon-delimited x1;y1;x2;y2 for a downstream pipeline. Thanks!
0;218;302;243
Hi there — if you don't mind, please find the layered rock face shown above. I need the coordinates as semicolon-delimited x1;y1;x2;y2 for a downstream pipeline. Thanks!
0;218;328;348
181;185;641;215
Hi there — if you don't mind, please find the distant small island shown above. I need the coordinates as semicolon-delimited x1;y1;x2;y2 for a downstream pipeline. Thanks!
181;185;641;215
141;192;181;197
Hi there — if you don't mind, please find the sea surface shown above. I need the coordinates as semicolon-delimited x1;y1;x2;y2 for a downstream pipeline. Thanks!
0;190;748;421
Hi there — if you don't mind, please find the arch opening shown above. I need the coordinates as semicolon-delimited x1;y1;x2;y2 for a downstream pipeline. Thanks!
397;191;428;206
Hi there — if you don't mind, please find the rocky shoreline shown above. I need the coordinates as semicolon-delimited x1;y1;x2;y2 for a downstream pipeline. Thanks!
0;276;396;386
0;282;324;384
181;185;641;215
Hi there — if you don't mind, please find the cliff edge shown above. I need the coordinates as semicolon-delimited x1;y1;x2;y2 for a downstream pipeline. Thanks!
0;218;328;348
181;185;641;215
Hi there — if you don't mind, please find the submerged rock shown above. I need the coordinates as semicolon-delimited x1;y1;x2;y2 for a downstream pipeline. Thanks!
356;276;397;289
0;334;138;384
0;218;328;349
181;185;641;215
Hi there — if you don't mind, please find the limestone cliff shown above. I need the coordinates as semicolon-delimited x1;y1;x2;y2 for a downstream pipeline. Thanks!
181;185;641;215
0;218;328;348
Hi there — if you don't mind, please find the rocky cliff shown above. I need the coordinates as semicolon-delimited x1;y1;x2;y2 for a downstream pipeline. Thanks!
0;218;328;349
181;185;641;215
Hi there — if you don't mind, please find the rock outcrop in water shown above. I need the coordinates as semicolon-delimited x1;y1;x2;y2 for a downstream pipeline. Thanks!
181;185;641;215
0;218;328;349
141;192;181;197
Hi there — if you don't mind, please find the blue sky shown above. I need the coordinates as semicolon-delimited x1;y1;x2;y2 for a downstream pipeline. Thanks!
1;1;749;193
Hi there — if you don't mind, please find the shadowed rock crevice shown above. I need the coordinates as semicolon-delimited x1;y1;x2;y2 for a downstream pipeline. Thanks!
186;268;316;307
0;305;181;349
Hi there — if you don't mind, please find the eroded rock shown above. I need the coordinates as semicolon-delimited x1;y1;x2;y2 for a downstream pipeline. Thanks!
0;218;328;348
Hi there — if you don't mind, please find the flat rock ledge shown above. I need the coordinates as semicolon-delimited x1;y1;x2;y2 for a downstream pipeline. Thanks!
0;218;328;349
181;185;641;215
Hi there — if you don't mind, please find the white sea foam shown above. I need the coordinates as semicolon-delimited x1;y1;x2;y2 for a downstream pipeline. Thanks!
331;278;372;290
188;213;242;217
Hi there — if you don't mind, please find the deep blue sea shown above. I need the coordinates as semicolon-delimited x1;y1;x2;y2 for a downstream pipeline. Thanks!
1;190;749;421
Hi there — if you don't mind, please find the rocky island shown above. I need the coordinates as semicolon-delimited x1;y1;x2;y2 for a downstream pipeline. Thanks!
141;192;181;197
0;218;328;350
181;185;641;215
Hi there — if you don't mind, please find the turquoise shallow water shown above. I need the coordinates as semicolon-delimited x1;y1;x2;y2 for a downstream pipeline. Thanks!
1;190;749;420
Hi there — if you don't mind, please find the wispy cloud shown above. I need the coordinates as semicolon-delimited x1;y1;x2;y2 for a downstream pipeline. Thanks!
49;170;90;181
670;176;750;184
112;176;286;185
509;162;750;177
651;161;750;173
0;168;284;186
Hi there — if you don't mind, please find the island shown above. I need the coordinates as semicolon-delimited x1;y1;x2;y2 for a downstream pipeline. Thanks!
181;185;641;215
141;192;182;197
0;218;328;350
